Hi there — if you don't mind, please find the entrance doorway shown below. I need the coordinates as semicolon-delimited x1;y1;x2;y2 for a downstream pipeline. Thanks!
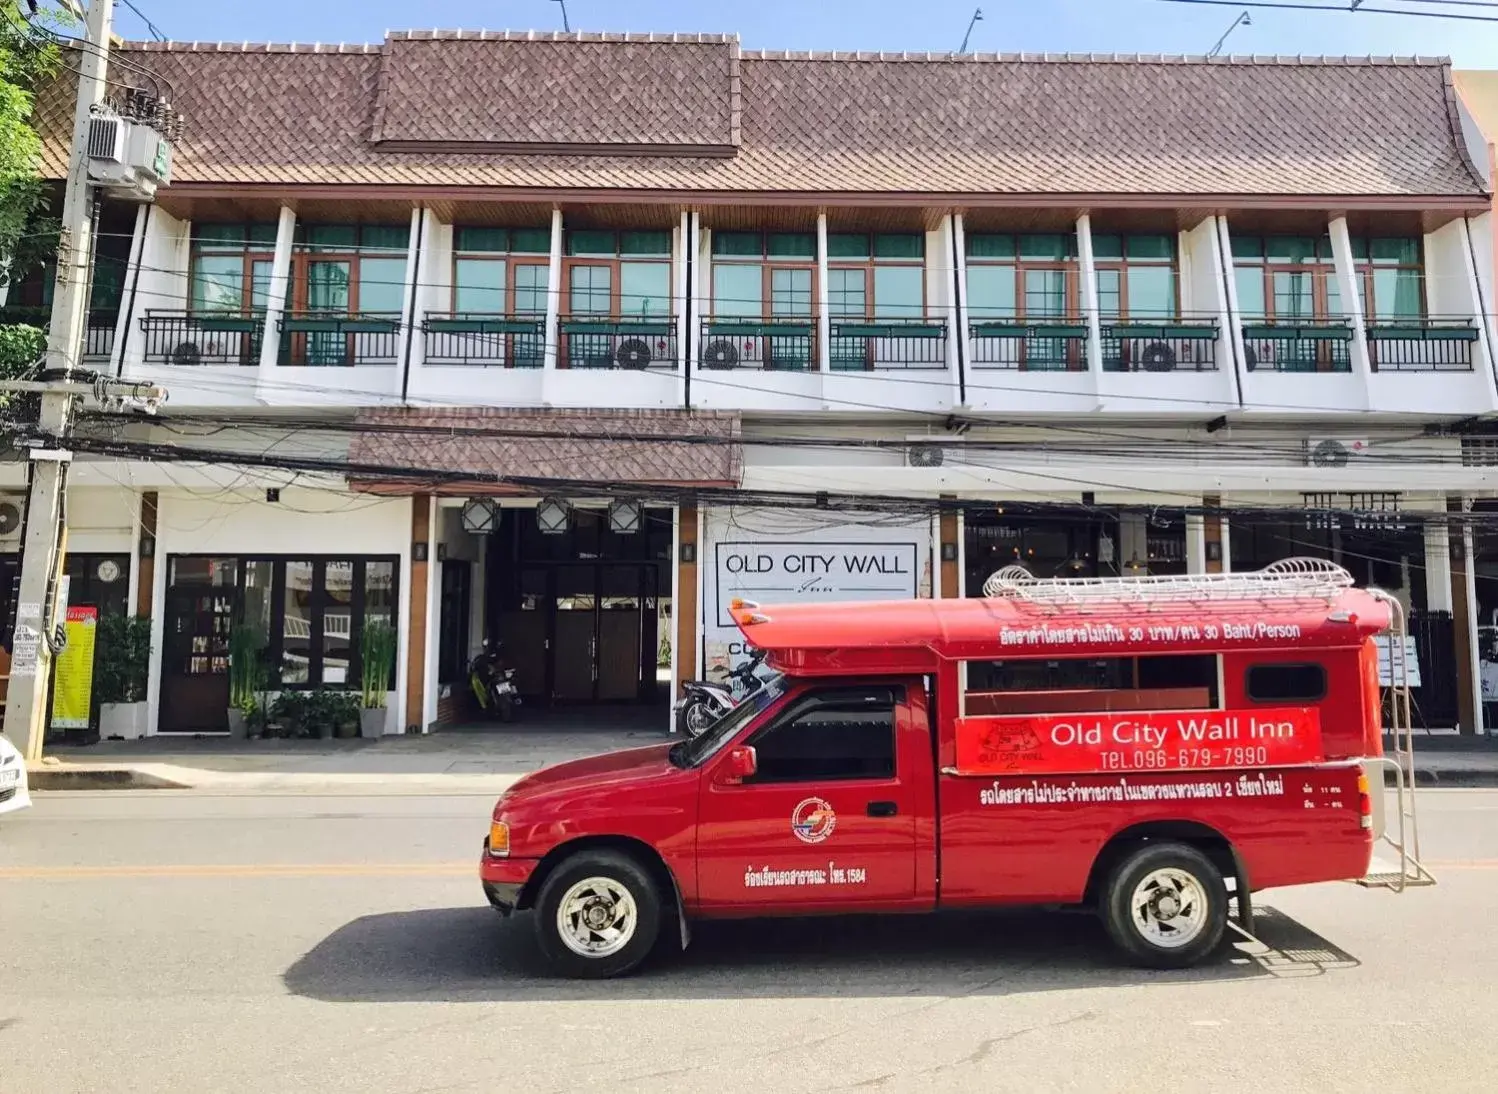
489;507;672;708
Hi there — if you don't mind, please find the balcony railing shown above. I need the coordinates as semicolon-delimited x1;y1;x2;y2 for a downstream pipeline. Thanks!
278;311;400;367
969;320;1088;371
1241;321;1353;373
560;318;677;370
1101;321;1219;373
141;310;265;366
1367;319;1478;373
828;317;947;371
422;313;544;367
0;305;116;361
700;319;816;371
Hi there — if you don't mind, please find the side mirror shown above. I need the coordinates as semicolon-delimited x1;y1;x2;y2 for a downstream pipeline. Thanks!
715;746;757;786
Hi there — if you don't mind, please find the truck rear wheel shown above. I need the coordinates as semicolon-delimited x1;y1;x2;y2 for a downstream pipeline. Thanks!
533;850;662;979
1101;842;1227;969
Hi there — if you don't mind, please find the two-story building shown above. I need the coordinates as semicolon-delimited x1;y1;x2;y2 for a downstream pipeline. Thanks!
11;32;1498;737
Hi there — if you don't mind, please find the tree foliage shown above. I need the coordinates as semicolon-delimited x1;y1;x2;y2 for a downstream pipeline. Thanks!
0;0;61;287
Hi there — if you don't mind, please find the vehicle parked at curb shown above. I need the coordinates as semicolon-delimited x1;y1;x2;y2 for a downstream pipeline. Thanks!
479;559;1431;978
0;732;32;816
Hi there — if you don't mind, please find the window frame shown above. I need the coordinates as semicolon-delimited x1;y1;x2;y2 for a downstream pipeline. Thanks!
561;229;673;320
964;232;1083;323
288;224;412;318
188;223;277;316
1092;233;1181;322
708;231;818;322
449;241;550;318
826;232;928;321
741;683;903;785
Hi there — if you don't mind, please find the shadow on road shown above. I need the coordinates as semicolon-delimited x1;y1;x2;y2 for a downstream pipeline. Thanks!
283;902;1358;1003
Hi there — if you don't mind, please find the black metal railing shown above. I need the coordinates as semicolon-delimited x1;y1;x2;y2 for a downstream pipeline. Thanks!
1367;319;1478;373
968;320;1088;371
559;318;678;370
828;317;947;371
1241;321;1353;373
140;310;265;366
422;312;544;367
699;319;816;371
0;305;115;360
1101;321;1219;373
278;311;401;367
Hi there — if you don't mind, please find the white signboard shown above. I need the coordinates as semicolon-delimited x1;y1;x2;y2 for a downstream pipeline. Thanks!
1374;635;1422;688
702;508;933;680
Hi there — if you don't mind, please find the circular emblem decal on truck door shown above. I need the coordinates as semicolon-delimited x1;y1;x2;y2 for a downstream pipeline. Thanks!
791;797;837;844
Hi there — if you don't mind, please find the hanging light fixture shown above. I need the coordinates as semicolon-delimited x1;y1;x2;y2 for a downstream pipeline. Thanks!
535;497;572;535
608;498;643;534
460;498;501;535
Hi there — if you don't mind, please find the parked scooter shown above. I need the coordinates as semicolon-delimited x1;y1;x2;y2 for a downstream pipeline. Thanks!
470;640;520;722
674;647;773;738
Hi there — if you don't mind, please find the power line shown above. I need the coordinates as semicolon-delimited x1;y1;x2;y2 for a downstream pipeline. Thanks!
1161;0;1498;23
117;0;166;42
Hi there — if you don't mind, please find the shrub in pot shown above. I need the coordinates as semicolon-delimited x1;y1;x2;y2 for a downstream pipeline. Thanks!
227;623;267;738
95;615;151;739
359;621;397;738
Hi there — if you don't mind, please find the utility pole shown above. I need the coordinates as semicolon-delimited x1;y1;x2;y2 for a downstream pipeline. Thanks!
2;0;113;762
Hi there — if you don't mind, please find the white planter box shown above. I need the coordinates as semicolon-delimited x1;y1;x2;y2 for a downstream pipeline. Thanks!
99;702;148;740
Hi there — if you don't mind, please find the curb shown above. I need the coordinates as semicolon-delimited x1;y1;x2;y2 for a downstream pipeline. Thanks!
1387;769;1498;789
28;768;190;791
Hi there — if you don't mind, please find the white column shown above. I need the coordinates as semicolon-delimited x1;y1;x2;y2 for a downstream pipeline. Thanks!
1429;217;1498;405
816;212;830;373
257;206;297;382
1215;217;1249;383
1219;513;1232;573
1076;213;1103;390
395;206;424;398
1461;499;1485;733
951;213;969;409
123;206;189;375
423;495;442;730
1186;512;1207;574
1328;216;1373;395
668;501;682;731
675;210;691;406
1425;517;1455;613
110;204;148;377
1120;513;1149;574
955;509;967;599
543;207;563;371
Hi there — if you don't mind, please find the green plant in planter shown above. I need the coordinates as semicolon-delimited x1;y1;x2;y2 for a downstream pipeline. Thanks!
359;621;397;710
228;623;267;715
94;615;151;704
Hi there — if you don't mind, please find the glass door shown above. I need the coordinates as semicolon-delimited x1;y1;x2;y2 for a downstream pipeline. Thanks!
306;260;351;365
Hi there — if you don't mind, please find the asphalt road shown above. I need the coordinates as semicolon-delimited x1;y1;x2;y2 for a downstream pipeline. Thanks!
3;789;1497;1094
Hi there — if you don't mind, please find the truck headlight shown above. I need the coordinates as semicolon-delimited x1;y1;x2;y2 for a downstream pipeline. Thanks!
488;820;510;857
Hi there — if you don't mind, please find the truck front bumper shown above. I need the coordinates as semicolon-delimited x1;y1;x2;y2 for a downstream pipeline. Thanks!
479;843;538;916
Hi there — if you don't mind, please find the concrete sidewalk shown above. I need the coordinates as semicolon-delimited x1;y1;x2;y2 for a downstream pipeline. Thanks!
29;726;662;794
27;727;1498;793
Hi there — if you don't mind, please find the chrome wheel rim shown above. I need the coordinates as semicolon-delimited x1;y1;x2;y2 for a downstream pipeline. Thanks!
684;702;716;736
1130;867;1208;949
556;877;638;958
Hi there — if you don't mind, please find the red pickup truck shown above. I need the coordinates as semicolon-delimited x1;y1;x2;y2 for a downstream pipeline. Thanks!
480;560;1422;978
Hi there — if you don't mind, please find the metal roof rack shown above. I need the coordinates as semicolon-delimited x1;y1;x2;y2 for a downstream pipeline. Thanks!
982;557;1355;604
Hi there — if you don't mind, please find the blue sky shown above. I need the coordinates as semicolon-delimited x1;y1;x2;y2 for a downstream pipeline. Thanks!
107;0;1498;66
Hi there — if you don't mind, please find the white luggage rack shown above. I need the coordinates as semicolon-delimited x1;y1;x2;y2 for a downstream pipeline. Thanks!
982;557;1355;605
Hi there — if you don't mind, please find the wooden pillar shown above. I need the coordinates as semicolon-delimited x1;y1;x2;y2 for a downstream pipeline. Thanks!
1203;494;1224;575
136;491;158;616
405;494;432;732
939;500;960;598
675;502;698;697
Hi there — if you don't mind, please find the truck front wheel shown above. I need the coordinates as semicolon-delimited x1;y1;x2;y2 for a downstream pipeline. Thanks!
1101;842;1227;969
533;850;662;979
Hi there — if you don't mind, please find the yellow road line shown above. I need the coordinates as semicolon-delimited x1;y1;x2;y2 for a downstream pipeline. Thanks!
0;862;475;879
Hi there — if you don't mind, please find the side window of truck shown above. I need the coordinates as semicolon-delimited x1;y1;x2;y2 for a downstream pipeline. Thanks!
745;686;900;784
1245;663;1327;703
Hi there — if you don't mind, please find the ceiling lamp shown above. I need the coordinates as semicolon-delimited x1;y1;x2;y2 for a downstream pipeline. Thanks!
536;497;572;535
608;498;643;534
460;498;501;535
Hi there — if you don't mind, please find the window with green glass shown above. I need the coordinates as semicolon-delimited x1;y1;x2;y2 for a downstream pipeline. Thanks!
569;265;612;315
454;259;506;313
1092;232;1177;321
771;268;812;318
966;232;1078;321
709;231;814;321
190;224;276;313
1233;232;1424;323
712;264;762;319
514;265;547;315
829;268;867;317
620;262;670;317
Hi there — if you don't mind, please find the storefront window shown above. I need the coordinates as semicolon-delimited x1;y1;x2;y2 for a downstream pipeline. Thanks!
323;561;354;685
281;560;315;685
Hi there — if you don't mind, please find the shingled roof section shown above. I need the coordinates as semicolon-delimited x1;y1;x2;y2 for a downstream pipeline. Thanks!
345;408;743;495
33;36;1490;198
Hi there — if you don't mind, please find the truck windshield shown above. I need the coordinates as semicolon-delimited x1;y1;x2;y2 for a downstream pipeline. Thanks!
668;672;787;768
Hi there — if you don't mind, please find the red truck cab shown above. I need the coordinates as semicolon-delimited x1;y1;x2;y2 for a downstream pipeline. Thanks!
480;559;1410;978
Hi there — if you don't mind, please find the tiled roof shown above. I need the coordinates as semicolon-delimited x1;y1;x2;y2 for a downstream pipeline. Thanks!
33;34;1489;198
345;407;743;493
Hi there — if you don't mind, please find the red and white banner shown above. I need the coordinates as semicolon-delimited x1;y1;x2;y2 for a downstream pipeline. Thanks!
954;707;1324;776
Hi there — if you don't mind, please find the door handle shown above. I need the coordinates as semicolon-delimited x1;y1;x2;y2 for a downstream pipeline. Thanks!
866;800;898;817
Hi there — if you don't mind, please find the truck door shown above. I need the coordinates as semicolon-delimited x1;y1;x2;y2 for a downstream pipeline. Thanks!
696;682;926;912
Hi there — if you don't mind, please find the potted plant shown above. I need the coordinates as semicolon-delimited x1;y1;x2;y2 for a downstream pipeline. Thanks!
95;615;151;739
227;623;266;739
358;620;397;738
330;690;361;739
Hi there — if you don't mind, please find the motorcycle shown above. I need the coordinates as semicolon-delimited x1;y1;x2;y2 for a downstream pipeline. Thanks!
469;640;520;723
674;647;773;738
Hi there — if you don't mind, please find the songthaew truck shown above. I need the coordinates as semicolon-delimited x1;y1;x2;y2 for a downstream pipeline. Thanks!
478;559;1432;978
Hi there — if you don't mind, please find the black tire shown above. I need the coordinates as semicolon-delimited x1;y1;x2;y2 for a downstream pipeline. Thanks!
676;695;717;738
1100;841;1228;970
533;850;662;979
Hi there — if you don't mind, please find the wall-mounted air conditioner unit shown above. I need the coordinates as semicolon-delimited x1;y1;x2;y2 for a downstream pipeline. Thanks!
1305;437;1370;468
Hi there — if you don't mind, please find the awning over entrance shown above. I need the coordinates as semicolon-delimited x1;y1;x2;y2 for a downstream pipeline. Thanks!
346;408;742;495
